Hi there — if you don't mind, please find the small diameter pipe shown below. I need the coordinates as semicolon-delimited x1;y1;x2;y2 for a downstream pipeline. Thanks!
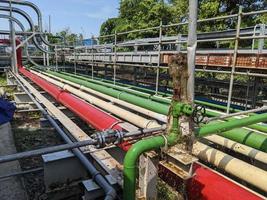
30;70;160;129
206;106;267;122
15;72;117;200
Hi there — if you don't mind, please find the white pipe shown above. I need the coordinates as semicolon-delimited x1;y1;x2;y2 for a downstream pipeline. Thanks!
31;70;160;129
192;142;267;192
205;135;267;164
35;70;267;165
41;71;167;123
31;70;267;192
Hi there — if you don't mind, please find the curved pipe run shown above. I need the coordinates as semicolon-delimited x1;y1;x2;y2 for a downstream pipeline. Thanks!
0;14;44;68
0;5;54;54
0;0;60;48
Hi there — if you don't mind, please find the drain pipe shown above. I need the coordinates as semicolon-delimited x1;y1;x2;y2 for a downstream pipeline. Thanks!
13;72;117;200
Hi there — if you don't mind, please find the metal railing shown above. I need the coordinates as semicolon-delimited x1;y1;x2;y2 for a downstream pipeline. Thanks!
61;7;267;113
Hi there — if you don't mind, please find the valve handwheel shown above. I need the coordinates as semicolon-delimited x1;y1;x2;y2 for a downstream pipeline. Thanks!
192;105;206;124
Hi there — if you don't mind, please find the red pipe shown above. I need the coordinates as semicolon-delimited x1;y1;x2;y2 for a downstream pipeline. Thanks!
187;163;263;200
20;68;263;198
19;67;123;131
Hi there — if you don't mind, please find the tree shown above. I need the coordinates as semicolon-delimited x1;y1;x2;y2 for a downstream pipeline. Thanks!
47;27;84;46
100;0;267;42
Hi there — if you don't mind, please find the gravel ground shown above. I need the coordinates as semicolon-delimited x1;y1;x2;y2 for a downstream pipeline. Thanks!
12;120;63;200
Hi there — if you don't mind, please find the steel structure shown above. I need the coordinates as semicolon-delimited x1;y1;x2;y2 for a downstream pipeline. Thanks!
1;1;267;200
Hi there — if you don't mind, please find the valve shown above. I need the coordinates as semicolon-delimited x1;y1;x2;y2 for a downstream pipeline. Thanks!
192;105;206;124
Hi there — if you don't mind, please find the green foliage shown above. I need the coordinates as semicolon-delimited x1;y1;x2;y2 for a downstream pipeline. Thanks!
100;0;267;46
48;27;84;46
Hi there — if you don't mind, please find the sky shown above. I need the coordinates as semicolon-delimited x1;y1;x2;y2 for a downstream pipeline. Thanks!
0;0;120;38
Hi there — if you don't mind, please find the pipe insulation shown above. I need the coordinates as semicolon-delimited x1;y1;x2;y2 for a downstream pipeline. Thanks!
30;70;160;129
34;69;267;165
57;71;267;133
192;142;267;192
25;68;267;194
45;70;267;153
19;68;123;131
40;71;167;122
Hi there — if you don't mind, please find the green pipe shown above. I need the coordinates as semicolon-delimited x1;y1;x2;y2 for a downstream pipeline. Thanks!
57;71;267;133
123;135;177;200
123;101;181;200
197;114;267;151
47;71;170;115
123;102;267;200
60;71;169;96
59;71;171;102
46;70;267;151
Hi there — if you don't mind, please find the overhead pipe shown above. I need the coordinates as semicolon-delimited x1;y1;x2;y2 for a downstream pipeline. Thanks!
0;0;59;48
34;69;267;164
46;70;267;152
0;13;42;68
30;70;160;129
14;72;117;200
0;5;54;54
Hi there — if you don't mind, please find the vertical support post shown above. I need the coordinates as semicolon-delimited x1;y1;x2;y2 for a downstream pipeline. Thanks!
133;66;137;85
74;48;77;75
91;36;94;79
226;6;242;114
258;24;265;54
176;34;182;52
187;0;198;104
55;45;58;71
155;21;163;94
46;34;50;66
113;31;117;85
9;0;17;74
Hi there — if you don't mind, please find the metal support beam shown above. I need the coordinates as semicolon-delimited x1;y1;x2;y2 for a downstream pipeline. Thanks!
226;7;243;114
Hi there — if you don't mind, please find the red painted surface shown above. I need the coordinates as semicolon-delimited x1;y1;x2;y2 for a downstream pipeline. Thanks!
19;68;122;131
0;39;22;69
187;163;263;200
20;68;264;199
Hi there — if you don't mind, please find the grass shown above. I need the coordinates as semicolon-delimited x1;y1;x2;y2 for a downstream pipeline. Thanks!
157;179;183;200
